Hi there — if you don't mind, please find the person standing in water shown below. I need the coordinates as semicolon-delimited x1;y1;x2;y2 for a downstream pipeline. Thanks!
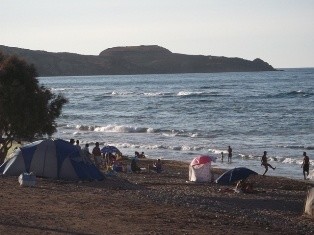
261;151;276;176
228;146;232;163
301;152;310;180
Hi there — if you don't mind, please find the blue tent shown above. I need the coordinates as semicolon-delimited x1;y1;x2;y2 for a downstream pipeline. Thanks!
215;167;258;185
0;139;104;181
101;145;121;154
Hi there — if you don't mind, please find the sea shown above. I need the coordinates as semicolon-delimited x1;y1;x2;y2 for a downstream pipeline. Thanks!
38;68;314;180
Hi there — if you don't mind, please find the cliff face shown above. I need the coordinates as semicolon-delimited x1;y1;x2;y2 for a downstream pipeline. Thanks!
0;45;276;76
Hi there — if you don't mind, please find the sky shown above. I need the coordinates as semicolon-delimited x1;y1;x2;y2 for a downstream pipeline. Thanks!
1;0;314;68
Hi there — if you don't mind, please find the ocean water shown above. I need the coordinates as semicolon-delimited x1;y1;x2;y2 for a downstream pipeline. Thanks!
39;68;314;180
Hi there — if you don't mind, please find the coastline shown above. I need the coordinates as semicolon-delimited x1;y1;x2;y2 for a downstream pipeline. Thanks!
38;70;314;183
1;158;314;234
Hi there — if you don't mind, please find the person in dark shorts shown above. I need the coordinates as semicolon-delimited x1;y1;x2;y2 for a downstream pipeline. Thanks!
261;151;276;176
301;152;310;180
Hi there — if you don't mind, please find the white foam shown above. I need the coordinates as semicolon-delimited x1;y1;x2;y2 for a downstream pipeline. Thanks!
177;91;203;96
147;128;155;133
143;92;164;96
76;125;95;131
181;145;191;151
111;91;134;96
282;158;298;164
208;148;227;155
94;124;150;133
162;132;178;137
191;133;199;137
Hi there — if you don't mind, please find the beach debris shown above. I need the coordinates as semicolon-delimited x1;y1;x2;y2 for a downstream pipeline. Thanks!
304;187;314;217
18;172;36;187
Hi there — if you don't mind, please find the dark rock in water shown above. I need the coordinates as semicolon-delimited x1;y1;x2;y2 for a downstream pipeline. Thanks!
0;44;277;76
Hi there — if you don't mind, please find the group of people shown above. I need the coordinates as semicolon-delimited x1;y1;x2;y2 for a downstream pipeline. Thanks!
70;138;310;179
221;146;233;163
221;145;311;179
260;151;311;179
69;139;163;174
69;139;119;170
131;151;162;173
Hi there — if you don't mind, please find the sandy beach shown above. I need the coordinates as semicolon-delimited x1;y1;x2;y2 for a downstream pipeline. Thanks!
1;158;314;235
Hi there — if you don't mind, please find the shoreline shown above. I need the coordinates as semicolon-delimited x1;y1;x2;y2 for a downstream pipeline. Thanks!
1;158;314;234
4;138;314;181
4;143;313;182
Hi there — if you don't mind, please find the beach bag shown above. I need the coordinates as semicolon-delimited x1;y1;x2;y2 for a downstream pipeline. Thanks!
18;172;36;187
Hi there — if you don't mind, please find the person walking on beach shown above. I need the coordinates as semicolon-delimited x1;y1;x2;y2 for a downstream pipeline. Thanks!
228;146;232;162
301;151;310;180
261;151;276;176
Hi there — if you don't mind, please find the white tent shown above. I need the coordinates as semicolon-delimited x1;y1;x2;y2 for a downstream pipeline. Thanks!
305;187;314;217
189;155;215;182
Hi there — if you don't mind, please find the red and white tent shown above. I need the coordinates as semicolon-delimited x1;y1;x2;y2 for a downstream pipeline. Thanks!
189;155;216;182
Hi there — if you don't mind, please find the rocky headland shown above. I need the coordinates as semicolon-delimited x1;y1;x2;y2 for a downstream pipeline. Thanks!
0;45;276;76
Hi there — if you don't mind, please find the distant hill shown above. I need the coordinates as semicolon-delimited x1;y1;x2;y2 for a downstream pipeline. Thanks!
0;45;276;76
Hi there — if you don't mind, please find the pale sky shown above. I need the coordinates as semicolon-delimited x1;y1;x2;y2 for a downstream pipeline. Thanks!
1;0;314;68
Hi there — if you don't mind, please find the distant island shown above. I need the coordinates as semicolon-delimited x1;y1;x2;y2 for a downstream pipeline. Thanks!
0;45;277;76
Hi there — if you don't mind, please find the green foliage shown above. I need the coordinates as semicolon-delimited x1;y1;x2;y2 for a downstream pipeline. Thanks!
0;53;68;163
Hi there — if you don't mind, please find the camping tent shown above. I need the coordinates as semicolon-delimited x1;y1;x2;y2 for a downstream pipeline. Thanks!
305;187;314;217
0;139;104;181
215;167;257;185
101;145;121;155
189;155;216;182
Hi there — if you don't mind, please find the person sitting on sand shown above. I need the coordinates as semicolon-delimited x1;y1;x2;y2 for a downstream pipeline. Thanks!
301;151;310;180
112;160;123;172
149;159;162;173
134;151;140;158
139;151;146;158
261;151;276;176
